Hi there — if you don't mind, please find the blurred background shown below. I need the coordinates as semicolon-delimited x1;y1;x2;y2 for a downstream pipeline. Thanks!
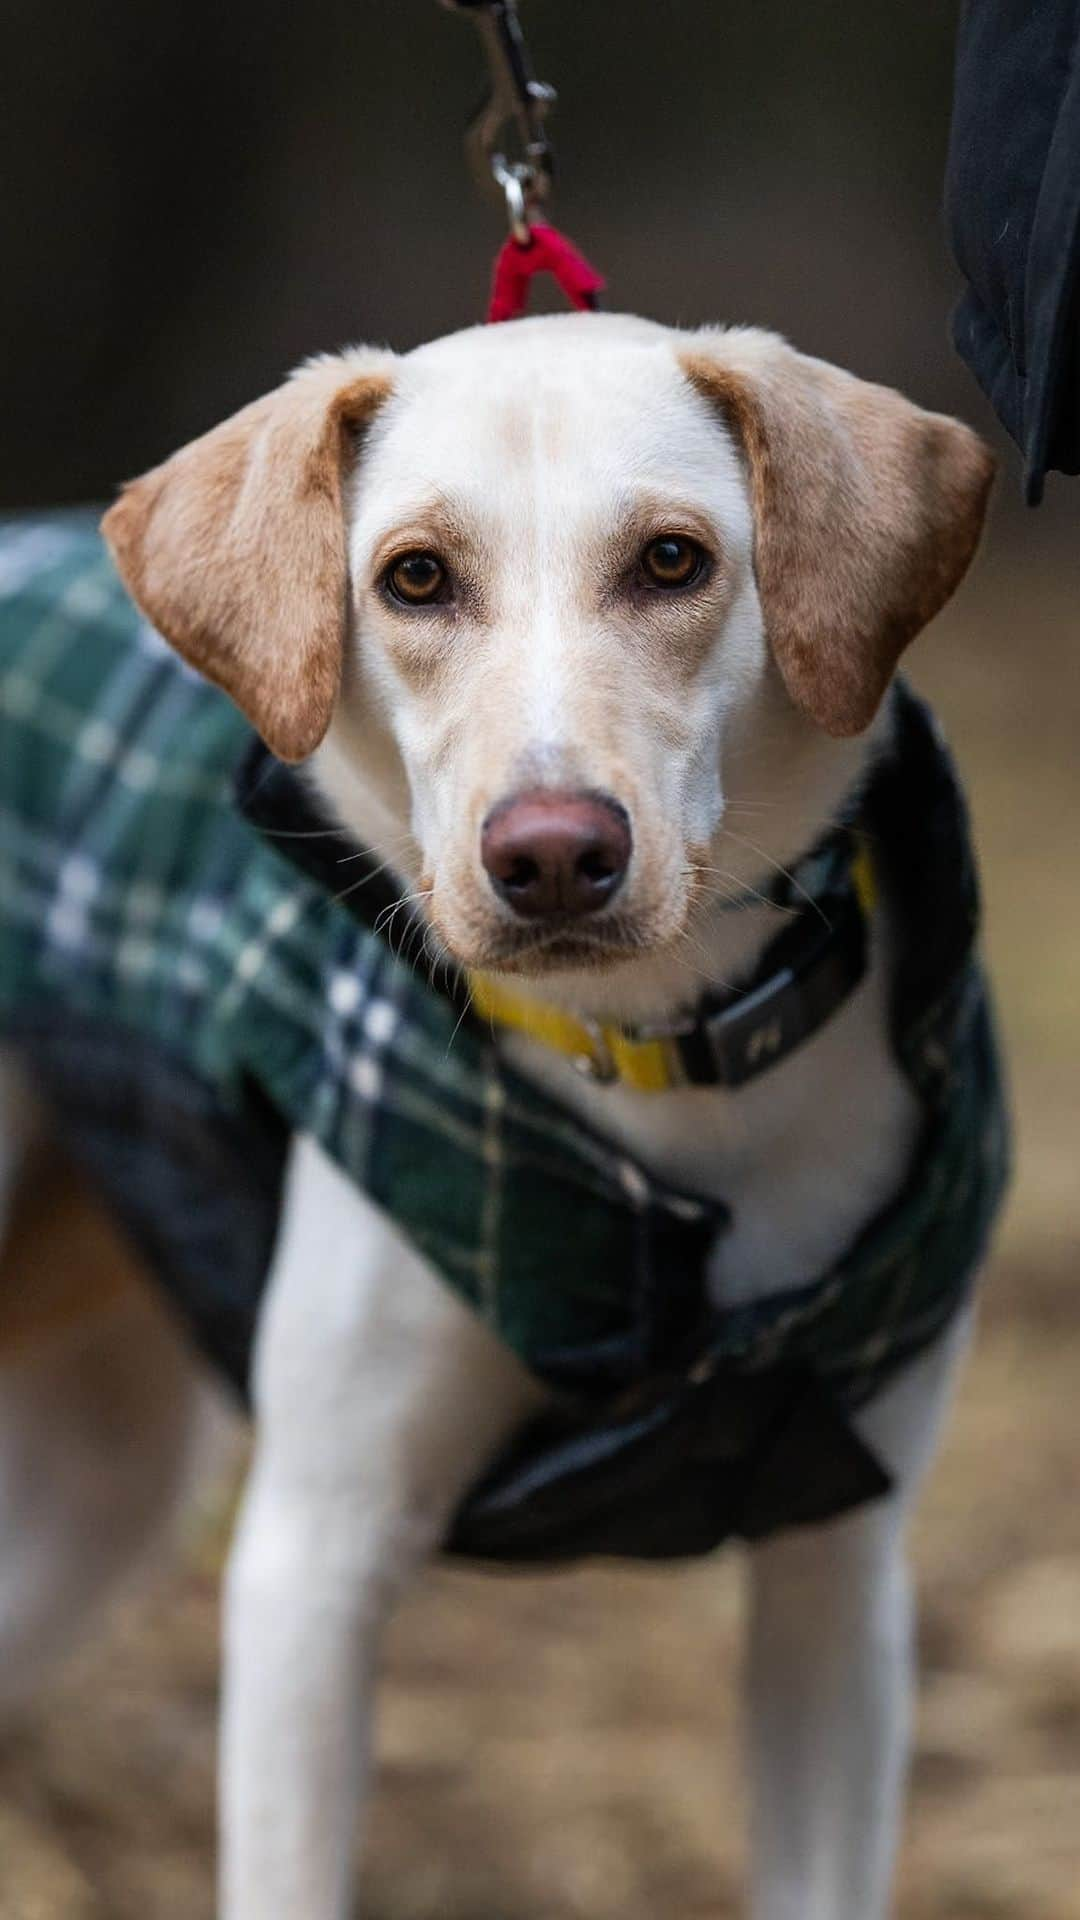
1;1;1078;1915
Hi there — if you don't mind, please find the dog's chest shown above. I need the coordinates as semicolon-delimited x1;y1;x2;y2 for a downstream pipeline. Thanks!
494;938;921;1310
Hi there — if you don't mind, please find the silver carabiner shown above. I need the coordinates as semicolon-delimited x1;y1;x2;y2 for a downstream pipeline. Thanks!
439;0;556;237
492;158;532;244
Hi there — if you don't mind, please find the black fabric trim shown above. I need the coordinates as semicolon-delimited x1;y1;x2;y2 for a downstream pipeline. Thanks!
448;1365;892;1562
862;682;980;1078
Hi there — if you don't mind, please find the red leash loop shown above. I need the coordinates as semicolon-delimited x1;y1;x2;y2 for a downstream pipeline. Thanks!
487;222;606;323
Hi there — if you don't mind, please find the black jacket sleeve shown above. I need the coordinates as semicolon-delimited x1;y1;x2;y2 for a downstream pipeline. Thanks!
945;0;1080;501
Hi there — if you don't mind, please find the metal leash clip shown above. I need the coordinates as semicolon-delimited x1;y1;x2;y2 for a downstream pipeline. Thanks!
439;0;556;241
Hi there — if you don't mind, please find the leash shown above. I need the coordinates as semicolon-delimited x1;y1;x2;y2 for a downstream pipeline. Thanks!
439;0;606;321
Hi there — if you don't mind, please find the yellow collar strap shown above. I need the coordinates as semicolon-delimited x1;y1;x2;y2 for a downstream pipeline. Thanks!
469;973;682;1091
470;844;877;1094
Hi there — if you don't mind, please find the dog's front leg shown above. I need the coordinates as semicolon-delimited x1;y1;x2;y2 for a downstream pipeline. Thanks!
745;1315;972;1920
746;1494;911;1920
219;1137;544;1920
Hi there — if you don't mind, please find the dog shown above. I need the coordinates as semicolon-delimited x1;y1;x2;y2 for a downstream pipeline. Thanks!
0;312;1006;1919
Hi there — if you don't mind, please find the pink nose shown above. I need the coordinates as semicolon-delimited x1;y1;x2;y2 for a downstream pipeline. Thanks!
481;790;632;920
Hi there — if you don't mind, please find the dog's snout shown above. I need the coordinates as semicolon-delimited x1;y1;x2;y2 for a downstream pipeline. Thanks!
481;790;632;920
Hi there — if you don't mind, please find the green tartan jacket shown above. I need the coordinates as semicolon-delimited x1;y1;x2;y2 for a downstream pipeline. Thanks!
0;512;1010;1561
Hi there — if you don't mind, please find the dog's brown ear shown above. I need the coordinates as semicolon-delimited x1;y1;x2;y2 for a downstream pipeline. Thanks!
101;353;394;762
681;333;995;735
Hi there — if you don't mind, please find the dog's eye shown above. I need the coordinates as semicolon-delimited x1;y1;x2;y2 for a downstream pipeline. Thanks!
385;551;448;606
640;536;705;590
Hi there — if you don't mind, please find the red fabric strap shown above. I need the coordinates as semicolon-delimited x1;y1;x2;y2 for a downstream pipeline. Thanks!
487;223;606;324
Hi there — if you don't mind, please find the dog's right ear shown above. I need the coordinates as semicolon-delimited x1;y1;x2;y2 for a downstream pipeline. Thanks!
102;352;395;762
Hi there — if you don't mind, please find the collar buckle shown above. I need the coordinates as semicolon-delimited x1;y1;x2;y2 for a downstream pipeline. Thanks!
572;1025;618;1084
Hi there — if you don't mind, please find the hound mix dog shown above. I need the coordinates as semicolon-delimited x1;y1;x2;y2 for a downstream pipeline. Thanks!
0;314;1004;1920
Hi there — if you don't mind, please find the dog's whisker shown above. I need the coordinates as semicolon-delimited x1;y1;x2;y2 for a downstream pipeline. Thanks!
444;985;475;1058
718;827;833;927
371;887;435;941
259;824;356;841
420;920;459;1001
324;860;415;912
384;895;429;964
373;902;412;956
335;830;417;868
673;924;736;987
682;863;798;920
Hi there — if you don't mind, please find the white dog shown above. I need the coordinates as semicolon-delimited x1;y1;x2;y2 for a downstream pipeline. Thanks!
0;312;1004;1919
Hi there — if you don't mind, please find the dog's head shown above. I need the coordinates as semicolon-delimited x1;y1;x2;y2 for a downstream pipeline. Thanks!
103;316;993;985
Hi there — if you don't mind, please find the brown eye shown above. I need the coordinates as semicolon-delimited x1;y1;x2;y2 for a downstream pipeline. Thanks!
385;551;448;606
641;535;705;589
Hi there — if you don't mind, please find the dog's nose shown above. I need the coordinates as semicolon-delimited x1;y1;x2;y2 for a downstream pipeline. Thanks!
481;790;632;919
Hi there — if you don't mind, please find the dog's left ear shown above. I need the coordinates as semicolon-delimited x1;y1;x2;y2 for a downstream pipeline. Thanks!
102;352;395;762
681;332;995;735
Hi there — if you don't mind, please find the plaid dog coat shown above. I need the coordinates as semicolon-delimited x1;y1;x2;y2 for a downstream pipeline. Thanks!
0;513;1010;1561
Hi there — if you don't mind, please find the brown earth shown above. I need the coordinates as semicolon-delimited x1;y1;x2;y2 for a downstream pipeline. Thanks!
0;552;1077;1918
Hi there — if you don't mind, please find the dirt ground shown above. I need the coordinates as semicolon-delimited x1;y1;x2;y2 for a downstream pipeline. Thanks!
0;550;1077;1918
